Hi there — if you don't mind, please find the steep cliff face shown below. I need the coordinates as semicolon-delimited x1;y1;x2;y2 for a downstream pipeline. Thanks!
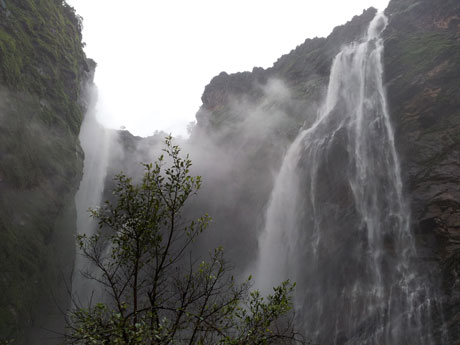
384;0;460;340
191;0;460;341
0;0;92;342
197;8;378;137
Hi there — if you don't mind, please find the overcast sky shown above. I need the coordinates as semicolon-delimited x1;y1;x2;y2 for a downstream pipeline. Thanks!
67;0;391;137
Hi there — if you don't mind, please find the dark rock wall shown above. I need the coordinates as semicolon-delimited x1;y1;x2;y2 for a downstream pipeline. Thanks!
188;0;460;340
384;0;460;341
0;0;93;343
197;8;378;137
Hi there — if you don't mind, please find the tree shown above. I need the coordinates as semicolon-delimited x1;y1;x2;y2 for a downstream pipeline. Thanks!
65;136;308;345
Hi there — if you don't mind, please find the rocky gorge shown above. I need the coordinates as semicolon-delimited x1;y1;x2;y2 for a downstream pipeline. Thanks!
0;0;459;343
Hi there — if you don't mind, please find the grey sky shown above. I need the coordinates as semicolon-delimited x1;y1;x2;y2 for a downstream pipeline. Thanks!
68;0;391;137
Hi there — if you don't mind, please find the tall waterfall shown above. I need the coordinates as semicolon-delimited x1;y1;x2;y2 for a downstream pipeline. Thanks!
255;13;444;345
72;85;114;307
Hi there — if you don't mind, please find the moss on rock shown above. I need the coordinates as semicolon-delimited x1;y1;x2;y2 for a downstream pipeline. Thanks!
0;0;92;343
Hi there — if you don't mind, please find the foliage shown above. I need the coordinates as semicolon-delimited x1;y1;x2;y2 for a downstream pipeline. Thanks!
0;0;90;340
65;136;307;345
0;0;90;134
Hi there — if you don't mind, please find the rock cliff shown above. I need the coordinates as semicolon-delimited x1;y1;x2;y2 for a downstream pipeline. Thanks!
0;0;92;343
384;0;460;340
188;0;460;341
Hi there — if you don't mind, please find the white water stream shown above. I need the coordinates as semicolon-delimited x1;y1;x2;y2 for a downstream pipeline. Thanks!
72;85;114;307
255;12;445;345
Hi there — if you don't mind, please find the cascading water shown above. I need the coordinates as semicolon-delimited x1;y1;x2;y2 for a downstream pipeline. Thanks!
255;12;446;345
72;85;114;307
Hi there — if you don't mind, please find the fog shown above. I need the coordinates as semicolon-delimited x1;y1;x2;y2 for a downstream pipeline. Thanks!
77;75;319;284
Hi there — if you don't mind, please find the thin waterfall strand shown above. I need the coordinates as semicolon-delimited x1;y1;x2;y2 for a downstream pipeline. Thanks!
72;85;114;307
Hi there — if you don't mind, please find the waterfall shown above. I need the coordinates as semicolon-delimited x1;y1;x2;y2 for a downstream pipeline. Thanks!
255;12;445;345
72;84;114;307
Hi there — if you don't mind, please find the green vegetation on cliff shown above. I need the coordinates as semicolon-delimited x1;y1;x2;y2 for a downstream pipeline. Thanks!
0;0;90;134
0;0;92;343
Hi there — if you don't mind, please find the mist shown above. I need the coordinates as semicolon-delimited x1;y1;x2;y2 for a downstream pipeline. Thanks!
69;3;455;344
72;83;120;307
80;77;309;276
